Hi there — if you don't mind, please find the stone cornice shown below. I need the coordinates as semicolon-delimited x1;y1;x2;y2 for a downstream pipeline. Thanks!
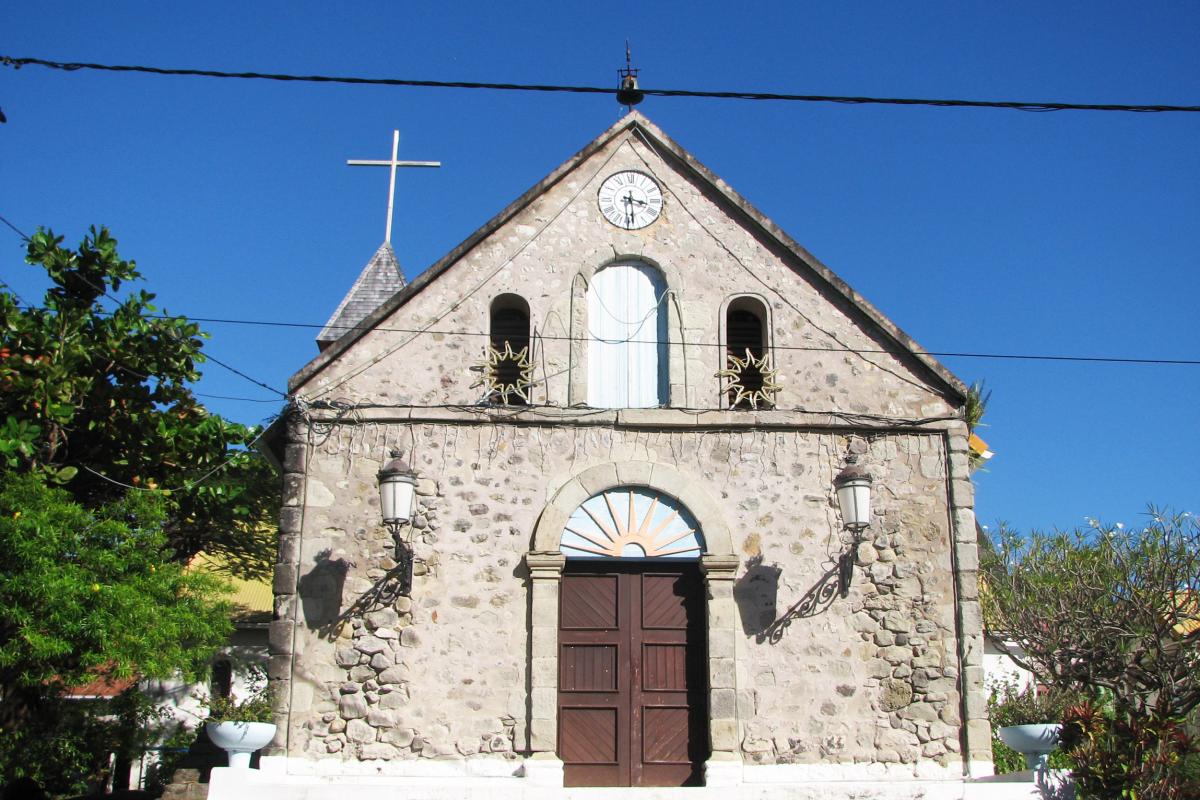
296;404;965;433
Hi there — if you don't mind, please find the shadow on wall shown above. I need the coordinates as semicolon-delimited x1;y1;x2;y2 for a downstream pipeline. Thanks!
733;555;781;638
303;549;421;641
737;553;842;645
298;549;348;634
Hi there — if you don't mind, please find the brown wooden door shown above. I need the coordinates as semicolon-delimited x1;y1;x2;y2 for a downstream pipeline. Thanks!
558;562;707;787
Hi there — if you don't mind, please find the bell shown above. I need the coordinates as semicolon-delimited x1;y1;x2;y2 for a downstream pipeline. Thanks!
617;73;644;108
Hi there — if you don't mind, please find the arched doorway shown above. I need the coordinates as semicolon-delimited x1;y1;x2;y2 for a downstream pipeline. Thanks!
557;487;708;787
524;462;741;789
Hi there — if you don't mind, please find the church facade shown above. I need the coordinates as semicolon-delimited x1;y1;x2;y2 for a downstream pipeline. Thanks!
247;113;994;796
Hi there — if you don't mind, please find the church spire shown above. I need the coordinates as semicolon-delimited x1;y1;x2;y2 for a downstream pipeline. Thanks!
318;131;442;349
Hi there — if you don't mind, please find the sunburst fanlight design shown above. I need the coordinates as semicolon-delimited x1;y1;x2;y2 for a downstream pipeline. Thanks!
716;349;782;410
561;488;704;559
470;342;534;405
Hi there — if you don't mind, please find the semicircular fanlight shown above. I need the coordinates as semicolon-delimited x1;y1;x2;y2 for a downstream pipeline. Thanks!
560;487;704;560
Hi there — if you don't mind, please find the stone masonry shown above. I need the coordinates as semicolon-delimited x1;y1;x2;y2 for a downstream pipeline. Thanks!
271;413;985;773
266;112;991;782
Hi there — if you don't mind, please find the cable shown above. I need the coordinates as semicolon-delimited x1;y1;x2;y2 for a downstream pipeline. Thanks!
193;392;283;403
0;213;30;241
201;352;287;397
4;55;1198;114
0;218;287;396
9;301;1197;367
149;311;1200;367
81;419;275;494
300;398;960;428
307;136;627;400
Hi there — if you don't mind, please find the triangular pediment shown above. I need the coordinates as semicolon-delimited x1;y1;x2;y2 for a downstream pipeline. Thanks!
291;112;966;407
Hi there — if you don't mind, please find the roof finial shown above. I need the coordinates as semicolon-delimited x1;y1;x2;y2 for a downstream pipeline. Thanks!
616;40;644;111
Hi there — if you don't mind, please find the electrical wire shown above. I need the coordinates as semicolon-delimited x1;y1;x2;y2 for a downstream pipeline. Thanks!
159;312;1200;367
0;213;30;241
4;298;1195;371
3;280;288;397
300;397;960;429
3;55;1198;114
80;419;275;494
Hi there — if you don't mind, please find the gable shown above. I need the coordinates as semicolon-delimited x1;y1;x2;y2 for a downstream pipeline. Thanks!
290;113;967;418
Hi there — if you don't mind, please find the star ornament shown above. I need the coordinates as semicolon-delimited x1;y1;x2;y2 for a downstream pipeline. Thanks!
471;341;534;405
716;349;782;410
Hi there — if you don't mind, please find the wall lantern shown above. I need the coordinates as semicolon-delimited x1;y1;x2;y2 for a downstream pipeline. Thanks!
378;449;417;595
834;463;873;597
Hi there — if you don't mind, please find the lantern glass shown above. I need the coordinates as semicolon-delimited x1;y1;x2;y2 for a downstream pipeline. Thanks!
380;473;416;525
836;476;872;531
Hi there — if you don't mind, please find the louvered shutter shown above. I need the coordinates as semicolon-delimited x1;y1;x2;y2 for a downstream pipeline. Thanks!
588;264;667;407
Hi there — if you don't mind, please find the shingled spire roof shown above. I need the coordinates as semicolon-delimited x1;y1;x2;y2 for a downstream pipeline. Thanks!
316;242;406;350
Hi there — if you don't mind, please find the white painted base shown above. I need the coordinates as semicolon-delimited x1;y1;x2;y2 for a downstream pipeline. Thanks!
520;754;564;787
206;757;1070;800
703;753;743;787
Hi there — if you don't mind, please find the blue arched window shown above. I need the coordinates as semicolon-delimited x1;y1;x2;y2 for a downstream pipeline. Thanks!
560;488;703;560
587;263;668;407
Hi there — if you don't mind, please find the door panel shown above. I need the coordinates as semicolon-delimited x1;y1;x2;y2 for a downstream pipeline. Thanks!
558;564;707;787
560;574;619;629
559;707;619;764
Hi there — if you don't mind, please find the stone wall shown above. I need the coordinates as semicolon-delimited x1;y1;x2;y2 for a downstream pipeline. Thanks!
295;126;955;424
271;411;982;773
271;116;991;778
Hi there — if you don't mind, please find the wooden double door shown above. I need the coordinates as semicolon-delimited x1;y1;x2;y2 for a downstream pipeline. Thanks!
557;562;708;786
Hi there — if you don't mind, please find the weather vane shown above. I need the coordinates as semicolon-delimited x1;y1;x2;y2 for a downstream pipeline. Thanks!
616;41;645;111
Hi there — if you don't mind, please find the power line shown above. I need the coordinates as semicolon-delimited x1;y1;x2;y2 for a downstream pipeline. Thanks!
2;288;288;398
6;294;1196;375
4;55;1198;114
0;213;30;241
147;311;1200;367
202;352;287;397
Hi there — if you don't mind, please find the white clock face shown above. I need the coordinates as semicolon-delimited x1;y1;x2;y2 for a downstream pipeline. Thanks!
598;170;663;230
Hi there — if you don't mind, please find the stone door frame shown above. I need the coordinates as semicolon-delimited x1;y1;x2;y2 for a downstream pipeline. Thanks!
525;461;741;786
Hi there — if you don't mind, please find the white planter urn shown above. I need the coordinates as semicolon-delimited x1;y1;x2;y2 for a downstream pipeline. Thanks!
206;721;277;768
998;723;1062;772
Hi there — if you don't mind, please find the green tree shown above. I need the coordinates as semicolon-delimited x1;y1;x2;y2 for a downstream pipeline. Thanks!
981;512;1199;720
0;474;232;782
0;226;278;577
981;512;1200;797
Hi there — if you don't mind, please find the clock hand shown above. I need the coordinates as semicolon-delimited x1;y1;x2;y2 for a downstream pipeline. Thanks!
621;192;648;207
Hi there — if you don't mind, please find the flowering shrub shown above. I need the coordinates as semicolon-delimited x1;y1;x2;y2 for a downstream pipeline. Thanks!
1060;702;1200;800
988;677;1079;773
203;667;275;724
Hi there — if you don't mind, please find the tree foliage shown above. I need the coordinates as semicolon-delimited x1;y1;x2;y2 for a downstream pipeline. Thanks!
0;473;232;729
0;226;278;577
980;511;1200;720
0;686;182;796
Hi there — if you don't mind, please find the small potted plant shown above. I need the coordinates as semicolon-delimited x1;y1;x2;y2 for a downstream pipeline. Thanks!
203;668;276;768
989;679;1075;772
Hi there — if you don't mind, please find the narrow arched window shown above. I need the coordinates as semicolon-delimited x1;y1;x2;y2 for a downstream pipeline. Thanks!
489;295;531;405
587;263;668;407
725;298;770;409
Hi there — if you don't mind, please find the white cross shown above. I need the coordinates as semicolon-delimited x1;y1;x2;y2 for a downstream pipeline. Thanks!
347;130;441;245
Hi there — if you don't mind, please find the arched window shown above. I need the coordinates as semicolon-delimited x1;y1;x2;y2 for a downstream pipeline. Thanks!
587;263;668;407
488;295;531;405
560;487;704;560
724;297;770;409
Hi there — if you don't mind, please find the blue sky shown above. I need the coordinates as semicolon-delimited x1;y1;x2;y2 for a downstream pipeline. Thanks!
1;2;1197;534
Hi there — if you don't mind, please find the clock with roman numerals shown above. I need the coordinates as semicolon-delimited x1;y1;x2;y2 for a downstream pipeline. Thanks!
597;170;663;230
